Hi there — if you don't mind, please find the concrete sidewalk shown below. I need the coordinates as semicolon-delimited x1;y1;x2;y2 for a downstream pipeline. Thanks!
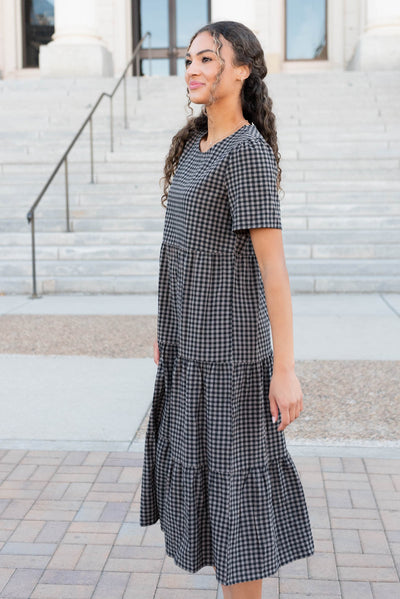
0;292;399;598
0;292;399;452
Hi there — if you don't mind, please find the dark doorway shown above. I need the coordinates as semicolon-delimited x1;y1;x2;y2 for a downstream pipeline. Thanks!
132;0;211;76
22;0;55;68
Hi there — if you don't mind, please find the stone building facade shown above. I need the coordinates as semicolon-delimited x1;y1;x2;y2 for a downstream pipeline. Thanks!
0;0;399;79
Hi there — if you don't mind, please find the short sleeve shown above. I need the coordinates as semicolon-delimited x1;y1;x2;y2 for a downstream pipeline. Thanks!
226;138;282;232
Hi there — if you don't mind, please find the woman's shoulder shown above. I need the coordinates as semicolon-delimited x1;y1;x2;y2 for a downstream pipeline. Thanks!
234;123;273;153
228;125;276;168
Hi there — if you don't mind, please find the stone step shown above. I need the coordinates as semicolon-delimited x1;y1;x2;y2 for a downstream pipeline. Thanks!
48;113;397;126
1;258;399;278
118;131;400;142
0;72;399;293
3;205;166;219
3;123;397;136
8;132;399;154
2;194;162;207
8;87;383;99
116;131;399;144
2;169;400;189
1;158;398;175
3;192;400;208
4;178;400;198
2;275;399;296
0;218;165;233
104;146;400;161
0;229;397;246
0;276;157;295
281;180;400;191
3;202;400;220
0;182;164;195
3;147;398;165
4;216;400;233
1;242;399;261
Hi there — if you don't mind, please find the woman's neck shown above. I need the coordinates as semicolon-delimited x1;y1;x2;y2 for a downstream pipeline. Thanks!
204;110;249;143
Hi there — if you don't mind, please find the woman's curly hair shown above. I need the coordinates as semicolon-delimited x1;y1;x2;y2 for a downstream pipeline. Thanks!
160;20;283;208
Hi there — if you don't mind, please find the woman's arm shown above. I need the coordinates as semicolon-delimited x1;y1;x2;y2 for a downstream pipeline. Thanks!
249;227;303;432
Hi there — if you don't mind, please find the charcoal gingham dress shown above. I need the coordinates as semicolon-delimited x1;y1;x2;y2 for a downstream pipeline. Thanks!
140;122;315;586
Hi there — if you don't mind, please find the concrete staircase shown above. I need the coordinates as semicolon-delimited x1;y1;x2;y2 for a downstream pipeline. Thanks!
0;72;399;295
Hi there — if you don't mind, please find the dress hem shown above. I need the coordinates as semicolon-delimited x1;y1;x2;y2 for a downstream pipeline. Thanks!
163;539;315;587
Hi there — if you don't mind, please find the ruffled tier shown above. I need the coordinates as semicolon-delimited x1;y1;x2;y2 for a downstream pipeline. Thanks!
153;434;314;586
139;344;315;586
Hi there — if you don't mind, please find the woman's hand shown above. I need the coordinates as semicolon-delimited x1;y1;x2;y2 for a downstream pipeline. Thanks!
269;367;303;432
153;338;160;365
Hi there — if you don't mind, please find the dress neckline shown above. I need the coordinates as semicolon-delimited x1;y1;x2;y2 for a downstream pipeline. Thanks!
197;123;253;154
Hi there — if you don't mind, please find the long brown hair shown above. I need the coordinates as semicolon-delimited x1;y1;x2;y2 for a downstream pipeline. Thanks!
160;20;283;208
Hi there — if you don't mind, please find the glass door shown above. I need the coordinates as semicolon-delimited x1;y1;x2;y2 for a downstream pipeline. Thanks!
133;0;211;76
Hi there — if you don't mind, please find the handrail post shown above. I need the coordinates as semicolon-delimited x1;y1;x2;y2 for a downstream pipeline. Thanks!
136;53;141;100
149;32;152;76
110;96;114;152
123;73;128;129
89;115;94;183
65;157;70;232
29;212;41;299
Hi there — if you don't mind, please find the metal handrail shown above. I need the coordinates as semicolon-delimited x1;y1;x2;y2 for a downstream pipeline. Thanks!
26;31;152;299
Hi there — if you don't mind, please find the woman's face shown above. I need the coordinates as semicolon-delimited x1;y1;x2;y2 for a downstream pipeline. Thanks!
184;31;247;105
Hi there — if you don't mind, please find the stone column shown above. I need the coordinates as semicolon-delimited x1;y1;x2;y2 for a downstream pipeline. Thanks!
40;0;113;77
348;0;400;70
0;0;23;78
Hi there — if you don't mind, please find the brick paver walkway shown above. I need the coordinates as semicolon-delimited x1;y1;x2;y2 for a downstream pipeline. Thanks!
0;449;399;598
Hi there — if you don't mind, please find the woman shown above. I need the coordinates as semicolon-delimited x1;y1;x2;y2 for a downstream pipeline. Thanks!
140;20;314;599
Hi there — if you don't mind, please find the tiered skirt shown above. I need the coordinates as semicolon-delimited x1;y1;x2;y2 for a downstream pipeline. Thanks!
140;342;314;586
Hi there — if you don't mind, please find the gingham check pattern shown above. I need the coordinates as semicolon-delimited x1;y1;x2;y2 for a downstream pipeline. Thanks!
140;123;314;586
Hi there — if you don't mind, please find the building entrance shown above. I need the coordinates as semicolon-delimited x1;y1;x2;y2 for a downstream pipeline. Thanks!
132;0;211;76
22;0;55;68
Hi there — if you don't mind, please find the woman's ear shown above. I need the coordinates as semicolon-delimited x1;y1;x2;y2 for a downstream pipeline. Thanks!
238;65;251;82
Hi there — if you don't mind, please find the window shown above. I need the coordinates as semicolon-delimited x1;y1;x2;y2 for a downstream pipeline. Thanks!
285;0;327;61
136;0;210;76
